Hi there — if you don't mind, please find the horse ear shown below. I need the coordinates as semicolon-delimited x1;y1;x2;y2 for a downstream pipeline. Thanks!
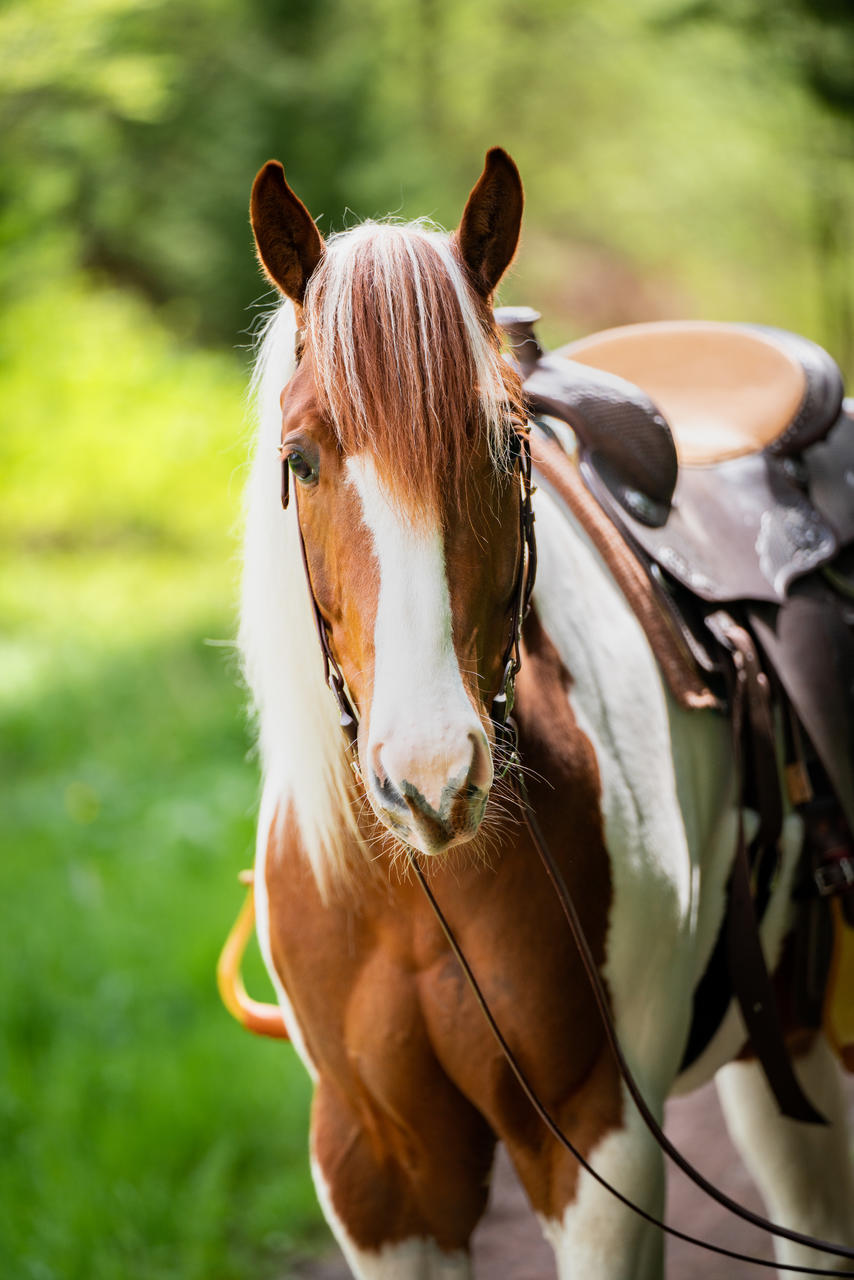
250;160;325;304
455;148;524;298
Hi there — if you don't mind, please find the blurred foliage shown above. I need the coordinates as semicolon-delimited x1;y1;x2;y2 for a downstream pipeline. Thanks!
0;280;328;1278
663;0;854;116
3;3;854;1276
0;624;321;1280
0;277;249;553
1;0;853;361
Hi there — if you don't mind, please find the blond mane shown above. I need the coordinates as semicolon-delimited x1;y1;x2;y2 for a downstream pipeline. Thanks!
306;221;523;510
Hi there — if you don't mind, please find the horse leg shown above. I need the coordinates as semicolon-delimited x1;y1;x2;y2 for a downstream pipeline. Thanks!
536;1102;665;1280
715;1034;854;1273
505;1061;667;1280
308;1075;495;1280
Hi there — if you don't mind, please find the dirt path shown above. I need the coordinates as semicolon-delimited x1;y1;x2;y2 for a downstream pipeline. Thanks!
289;1075;854;1278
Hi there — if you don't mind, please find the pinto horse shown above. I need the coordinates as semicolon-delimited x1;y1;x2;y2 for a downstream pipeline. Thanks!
238;149;854;1278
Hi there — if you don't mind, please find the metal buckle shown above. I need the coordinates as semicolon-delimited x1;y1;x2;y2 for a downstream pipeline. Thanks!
491;657;518;723
814;855;854;896
492;716;522;781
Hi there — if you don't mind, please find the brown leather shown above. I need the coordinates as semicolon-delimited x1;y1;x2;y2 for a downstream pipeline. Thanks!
706;610;827;1125
525;328;853;1125
525;357;677;526
581;447;839;605
497;307;679;527
505;314;845;605
560;321;808;466
807;405;854;546
749;581;854;837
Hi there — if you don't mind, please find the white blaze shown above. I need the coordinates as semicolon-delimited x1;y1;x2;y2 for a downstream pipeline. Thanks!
347;455;490;812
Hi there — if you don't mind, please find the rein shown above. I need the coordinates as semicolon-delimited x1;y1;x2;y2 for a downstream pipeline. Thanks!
263;398;854;1270
406;843;852;1276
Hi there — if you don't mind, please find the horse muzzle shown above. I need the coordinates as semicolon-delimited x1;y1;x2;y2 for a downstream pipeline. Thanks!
364;728;493;855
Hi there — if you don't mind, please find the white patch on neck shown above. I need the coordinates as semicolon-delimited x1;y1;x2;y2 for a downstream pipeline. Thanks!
347;455;488;810
531;485;714;1092
253;780;318;1083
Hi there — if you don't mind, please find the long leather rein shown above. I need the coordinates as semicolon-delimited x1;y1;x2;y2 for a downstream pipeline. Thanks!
285;418;854;1273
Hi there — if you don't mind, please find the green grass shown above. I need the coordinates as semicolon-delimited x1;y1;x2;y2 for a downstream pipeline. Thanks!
0;279;323;1279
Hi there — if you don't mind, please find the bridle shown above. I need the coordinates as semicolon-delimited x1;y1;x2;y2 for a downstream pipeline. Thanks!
484;422;537;774
279;407;538;781
277;373;854;1274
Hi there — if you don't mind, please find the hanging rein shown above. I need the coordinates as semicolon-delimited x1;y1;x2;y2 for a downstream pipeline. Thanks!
221;352;854;1272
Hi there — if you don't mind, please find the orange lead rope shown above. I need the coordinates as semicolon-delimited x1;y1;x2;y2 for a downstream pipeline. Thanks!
216;870;289;1039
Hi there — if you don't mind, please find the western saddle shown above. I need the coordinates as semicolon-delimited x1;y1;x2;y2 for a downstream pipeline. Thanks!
498;307;854;1094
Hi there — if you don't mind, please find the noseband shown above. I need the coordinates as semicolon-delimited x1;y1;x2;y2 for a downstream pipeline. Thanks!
279;409;537;775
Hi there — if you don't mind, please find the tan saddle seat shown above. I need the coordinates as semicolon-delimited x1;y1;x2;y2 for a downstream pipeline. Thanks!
558;320;811;467
498;306;851;604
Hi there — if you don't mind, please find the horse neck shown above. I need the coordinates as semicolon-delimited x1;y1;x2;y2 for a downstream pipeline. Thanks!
526;483;668;736
523;484;731;926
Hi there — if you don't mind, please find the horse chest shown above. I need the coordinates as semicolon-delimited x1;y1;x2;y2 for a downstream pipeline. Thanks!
263;808;612;1113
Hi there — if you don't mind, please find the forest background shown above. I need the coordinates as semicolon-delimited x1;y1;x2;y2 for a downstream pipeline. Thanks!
2;2;853;1278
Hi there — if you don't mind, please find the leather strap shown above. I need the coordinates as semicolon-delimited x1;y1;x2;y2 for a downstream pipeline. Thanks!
706;611;827;1125
489;427;537;740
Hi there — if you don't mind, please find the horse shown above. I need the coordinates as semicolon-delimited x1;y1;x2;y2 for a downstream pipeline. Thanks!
237;148;854;1278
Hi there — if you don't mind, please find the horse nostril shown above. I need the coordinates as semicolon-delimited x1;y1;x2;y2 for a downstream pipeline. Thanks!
368;730;492;838
370;740;386;788
467;730;493;794
370;742;405;809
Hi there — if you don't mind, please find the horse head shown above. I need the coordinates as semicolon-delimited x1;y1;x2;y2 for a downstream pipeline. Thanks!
249;150;527;858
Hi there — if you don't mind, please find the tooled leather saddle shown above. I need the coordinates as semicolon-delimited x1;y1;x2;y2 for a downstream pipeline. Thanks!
498;306;854;1107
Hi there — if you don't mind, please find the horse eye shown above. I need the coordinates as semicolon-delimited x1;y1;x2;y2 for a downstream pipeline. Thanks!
287;451;317;484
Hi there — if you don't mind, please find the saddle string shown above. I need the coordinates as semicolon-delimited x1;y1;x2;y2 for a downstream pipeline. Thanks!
283;418;854;1267
406;846;853;1276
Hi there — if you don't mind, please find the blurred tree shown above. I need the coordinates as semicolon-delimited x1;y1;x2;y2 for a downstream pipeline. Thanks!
658;0;854;368
0;0;381;341
659;0;854;115
1;0;851;359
